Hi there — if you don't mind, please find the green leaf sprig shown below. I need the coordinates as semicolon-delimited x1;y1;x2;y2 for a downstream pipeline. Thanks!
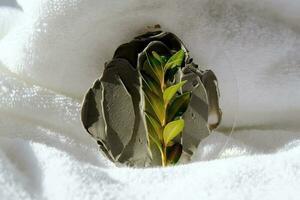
140;49;191;166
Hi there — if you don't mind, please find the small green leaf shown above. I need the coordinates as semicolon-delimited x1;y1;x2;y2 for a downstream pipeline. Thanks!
142;61;160;84
144;91;165;124
163;119;184;145
152;51;164;64
163;80;187;106
164;49;184;71
144;97;159;122
148;128;163;152
146;52;164;82
141;72;162;96
167;92;191;122
145;112;163;141
166;143;182;165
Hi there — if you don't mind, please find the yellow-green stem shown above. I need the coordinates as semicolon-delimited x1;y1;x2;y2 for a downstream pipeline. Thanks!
160;67;168;167
161;146;167;167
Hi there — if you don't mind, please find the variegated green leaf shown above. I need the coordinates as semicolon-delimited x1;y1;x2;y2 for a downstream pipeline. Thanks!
167;92;191;122
152;51;164;64
145;112;163;141
144;91;165;124
146;52;164;82
141;71;162;96
142;61;160;84
163;80;187;106
166;143;182;165
164;49;184;71
148;128;163;152
144;96;159;122
163;119;184;145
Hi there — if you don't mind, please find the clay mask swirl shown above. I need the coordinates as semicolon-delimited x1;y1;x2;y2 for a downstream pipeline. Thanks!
81;30;222;167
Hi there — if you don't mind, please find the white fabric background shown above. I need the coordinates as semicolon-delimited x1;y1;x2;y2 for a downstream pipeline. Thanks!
0;0;299;199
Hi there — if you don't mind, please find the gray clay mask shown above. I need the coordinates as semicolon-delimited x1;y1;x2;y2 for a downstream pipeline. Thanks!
81;29;222;167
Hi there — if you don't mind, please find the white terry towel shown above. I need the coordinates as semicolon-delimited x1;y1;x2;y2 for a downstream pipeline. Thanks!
0;0;300;199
